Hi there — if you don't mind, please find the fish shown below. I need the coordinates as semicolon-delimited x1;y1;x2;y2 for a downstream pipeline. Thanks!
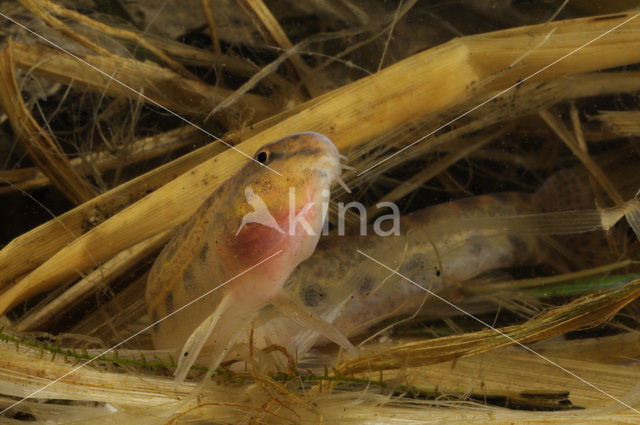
145;132;357;382
148;137;637;378
249;169;610;356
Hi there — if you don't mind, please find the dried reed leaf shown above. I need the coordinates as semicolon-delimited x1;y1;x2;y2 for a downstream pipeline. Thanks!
15;230;172;331
199;0;221;52
2;337;639;422
19;0;111;56
533;331;640;364
380;347;640;411
0;124;207;194
10;42;275;121
595;110;640;137
236;0;322;97
0;338;201;406
368;126;512;213
24;0;199;79
336;277;640;374
359;69;640;178
0;41;97;204
0;125;221;293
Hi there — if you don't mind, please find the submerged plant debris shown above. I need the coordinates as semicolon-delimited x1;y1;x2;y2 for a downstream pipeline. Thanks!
1;0;640;424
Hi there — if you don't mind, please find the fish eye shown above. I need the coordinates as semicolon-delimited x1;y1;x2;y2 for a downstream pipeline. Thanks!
256;150;269;164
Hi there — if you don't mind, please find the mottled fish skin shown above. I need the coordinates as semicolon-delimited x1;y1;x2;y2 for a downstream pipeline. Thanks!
307;192;549;339
249;170;599;351
145;132;343;355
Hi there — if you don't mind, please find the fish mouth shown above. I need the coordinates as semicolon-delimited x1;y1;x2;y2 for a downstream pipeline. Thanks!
299;132;351;194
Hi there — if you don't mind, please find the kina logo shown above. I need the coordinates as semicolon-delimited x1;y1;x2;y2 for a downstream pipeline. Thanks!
236;186;320;237
235;187;285;235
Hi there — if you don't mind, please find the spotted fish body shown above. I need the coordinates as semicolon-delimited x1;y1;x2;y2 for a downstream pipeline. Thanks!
286;192;547;341
250;170;601;353
145;132;354;379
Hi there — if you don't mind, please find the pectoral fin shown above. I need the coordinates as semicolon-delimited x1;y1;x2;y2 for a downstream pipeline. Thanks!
174;294;244;383
272;291;358;358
